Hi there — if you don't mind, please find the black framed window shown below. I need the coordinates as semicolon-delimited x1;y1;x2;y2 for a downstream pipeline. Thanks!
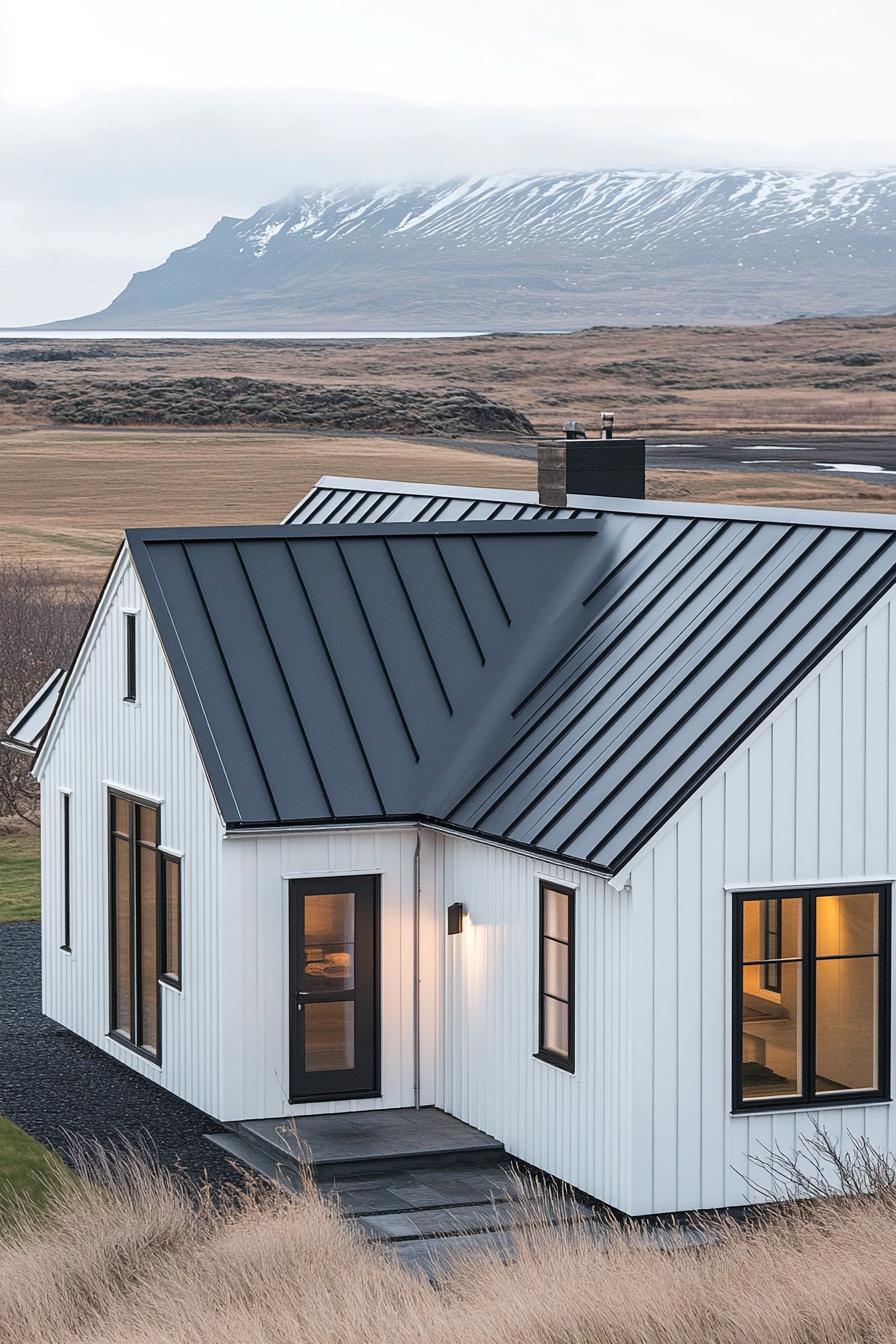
109;790;164;1061
124;612;136;702
160;854;182;989
733;885;890;1111
536;881;575;1071
61;791;71;952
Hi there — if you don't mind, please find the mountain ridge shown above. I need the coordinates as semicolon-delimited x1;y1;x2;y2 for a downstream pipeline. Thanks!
47;169;896;331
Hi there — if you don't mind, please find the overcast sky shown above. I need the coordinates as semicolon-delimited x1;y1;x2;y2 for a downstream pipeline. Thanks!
1;0;894;326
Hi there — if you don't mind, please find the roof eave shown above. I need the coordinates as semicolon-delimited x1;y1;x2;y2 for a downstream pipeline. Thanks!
221;813;614;878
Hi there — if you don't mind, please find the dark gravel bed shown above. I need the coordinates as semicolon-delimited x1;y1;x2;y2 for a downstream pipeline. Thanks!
0;920;239;1190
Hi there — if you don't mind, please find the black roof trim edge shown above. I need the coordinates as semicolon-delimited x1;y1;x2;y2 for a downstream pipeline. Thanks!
296;475;896;534
221;812;613;878
124;519;602;546
127;535;244;823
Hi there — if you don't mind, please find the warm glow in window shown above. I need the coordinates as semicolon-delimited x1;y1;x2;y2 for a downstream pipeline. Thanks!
736;887;887;1109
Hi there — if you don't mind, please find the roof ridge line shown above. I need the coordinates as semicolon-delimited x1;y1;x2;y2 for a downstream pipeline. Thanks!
303;475;896;533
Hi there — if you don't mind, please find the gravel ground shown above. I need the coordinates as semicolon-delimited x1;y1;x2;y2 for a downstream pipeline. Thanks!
0;921;239;1189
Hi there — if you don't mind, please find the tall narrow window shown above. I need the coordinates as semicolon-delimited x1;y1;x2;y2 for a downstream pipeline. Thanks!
124;612;136;702
537;881;575;1071
61;791;71;951
161;854;182;989
109;791;162;1060
734;885;890;1111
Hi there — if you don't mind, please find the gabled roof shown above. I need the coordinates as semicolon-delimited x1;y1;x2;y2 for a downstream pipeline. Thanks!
2;667;66;755
127;521;603;836
130;496;896;875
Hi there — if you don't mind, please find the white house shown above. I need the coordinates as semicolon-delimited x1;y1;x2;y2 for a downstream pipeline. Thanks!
9;439;896;1217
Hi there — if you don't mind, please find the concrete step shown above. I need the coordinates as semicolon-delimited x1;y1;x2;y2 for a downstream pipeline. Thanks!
356;1193;585;1242
205;1131;310;1192
317;1162;518;1215
228;1107;505;1179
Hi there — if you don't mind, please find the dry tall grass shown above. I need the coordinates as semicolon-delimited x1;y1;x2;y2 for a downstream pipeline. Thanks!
4;1138;896;1344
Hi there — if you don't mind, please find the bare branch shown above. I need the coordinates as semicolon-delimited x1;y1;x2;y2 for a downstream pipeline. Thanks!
0;561;93;821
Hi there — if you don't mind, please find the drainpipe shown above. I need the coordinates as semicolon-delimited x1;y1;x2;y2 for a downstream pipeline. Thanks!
413;828;421;1110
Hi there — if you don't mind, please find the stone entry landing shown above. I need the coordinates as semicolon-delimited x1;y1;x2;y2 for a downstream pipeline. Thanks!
212;1106;504;1177
206;1107;594;1269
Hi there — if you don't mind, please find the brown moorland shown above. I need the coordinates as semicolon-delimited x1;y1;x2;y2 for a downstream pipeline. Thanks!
2;313;896;435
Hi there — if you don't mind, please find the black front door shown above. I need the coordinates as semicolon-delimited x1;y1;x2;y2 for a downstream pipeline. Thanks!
288;875;380;1101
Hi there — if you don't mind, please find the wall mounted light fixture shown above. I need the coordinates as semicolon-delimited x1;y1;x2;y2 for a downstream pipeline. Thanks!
447;902;465;935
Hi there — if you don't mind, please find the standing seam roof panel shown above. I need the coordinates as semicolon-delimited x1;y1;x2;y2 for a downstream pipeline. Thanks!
128;501;896;874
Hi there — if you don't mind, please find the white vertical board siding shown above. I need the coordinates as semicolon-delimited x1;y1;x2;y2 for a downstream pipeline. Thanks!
218;826;436;1121
36;551;225;1116
435;832;630;1211
627;592;896;1216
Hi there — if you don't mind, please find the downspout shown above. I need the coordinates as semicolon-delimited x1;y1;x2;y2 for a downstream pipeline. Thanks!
413;828;421;1110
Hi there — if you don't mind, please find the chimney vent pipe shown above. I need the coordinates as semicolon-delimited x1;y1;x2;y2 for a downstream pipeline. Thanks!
537;416;645;506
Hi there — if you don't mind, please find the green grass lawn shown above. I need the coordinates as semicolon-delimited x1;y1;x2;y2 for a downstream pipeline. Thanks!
0;831;40;923
0;1117;71;1225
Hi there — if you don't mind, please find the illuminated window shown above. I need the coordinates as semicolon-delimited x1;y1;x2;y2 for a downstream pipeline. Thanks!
537;881;575;1071
734;886;889;1110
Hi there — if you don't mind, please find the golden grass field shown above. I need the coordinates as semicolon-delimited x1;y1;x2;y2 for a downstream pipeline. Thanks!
0;427;538;581
3;425;896;586
4;1142;896;1344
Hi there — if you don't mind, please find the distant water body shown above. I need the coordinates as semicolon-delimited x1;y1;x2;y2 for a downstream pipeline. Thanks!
0;330;483;341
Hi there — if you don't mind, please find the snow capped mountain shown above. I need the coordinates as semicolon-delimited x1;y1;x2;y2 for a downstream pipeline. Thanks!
235;170;896;253
58;170;896;330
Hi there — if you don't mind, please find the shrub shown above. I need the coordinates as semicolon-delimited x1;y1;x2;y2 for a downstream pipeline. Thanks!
0;564;92;822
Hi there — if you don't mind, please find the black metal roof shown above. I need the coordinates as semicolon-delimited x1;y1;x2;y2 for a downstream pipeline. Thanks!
129;496;896;875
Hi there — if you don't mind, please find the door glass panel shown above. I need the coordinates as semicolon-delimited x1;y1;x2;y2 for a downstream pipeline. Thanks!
112;836;131;1034
542;887;569;942
815;892;878;958
542;995;569;1059
742;896;801;963
741;960;801;1100
815;956;878;1093
304;1001;354;1072
303;891;355;991
139;846;158;1053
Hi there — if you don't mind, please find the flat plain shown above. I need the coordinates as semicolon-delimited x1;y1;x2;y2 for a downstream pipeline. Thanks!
3;316;896;585
5;426;896;587
0;427;536;580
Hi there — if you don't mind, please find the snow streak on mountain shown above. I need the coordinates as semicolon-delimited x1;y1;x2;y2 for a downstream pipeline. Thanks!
58;170;896;330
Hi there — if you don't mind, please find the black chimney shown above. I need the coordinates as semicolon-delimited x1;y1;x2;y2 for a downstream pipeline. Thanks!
537;417;645;506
